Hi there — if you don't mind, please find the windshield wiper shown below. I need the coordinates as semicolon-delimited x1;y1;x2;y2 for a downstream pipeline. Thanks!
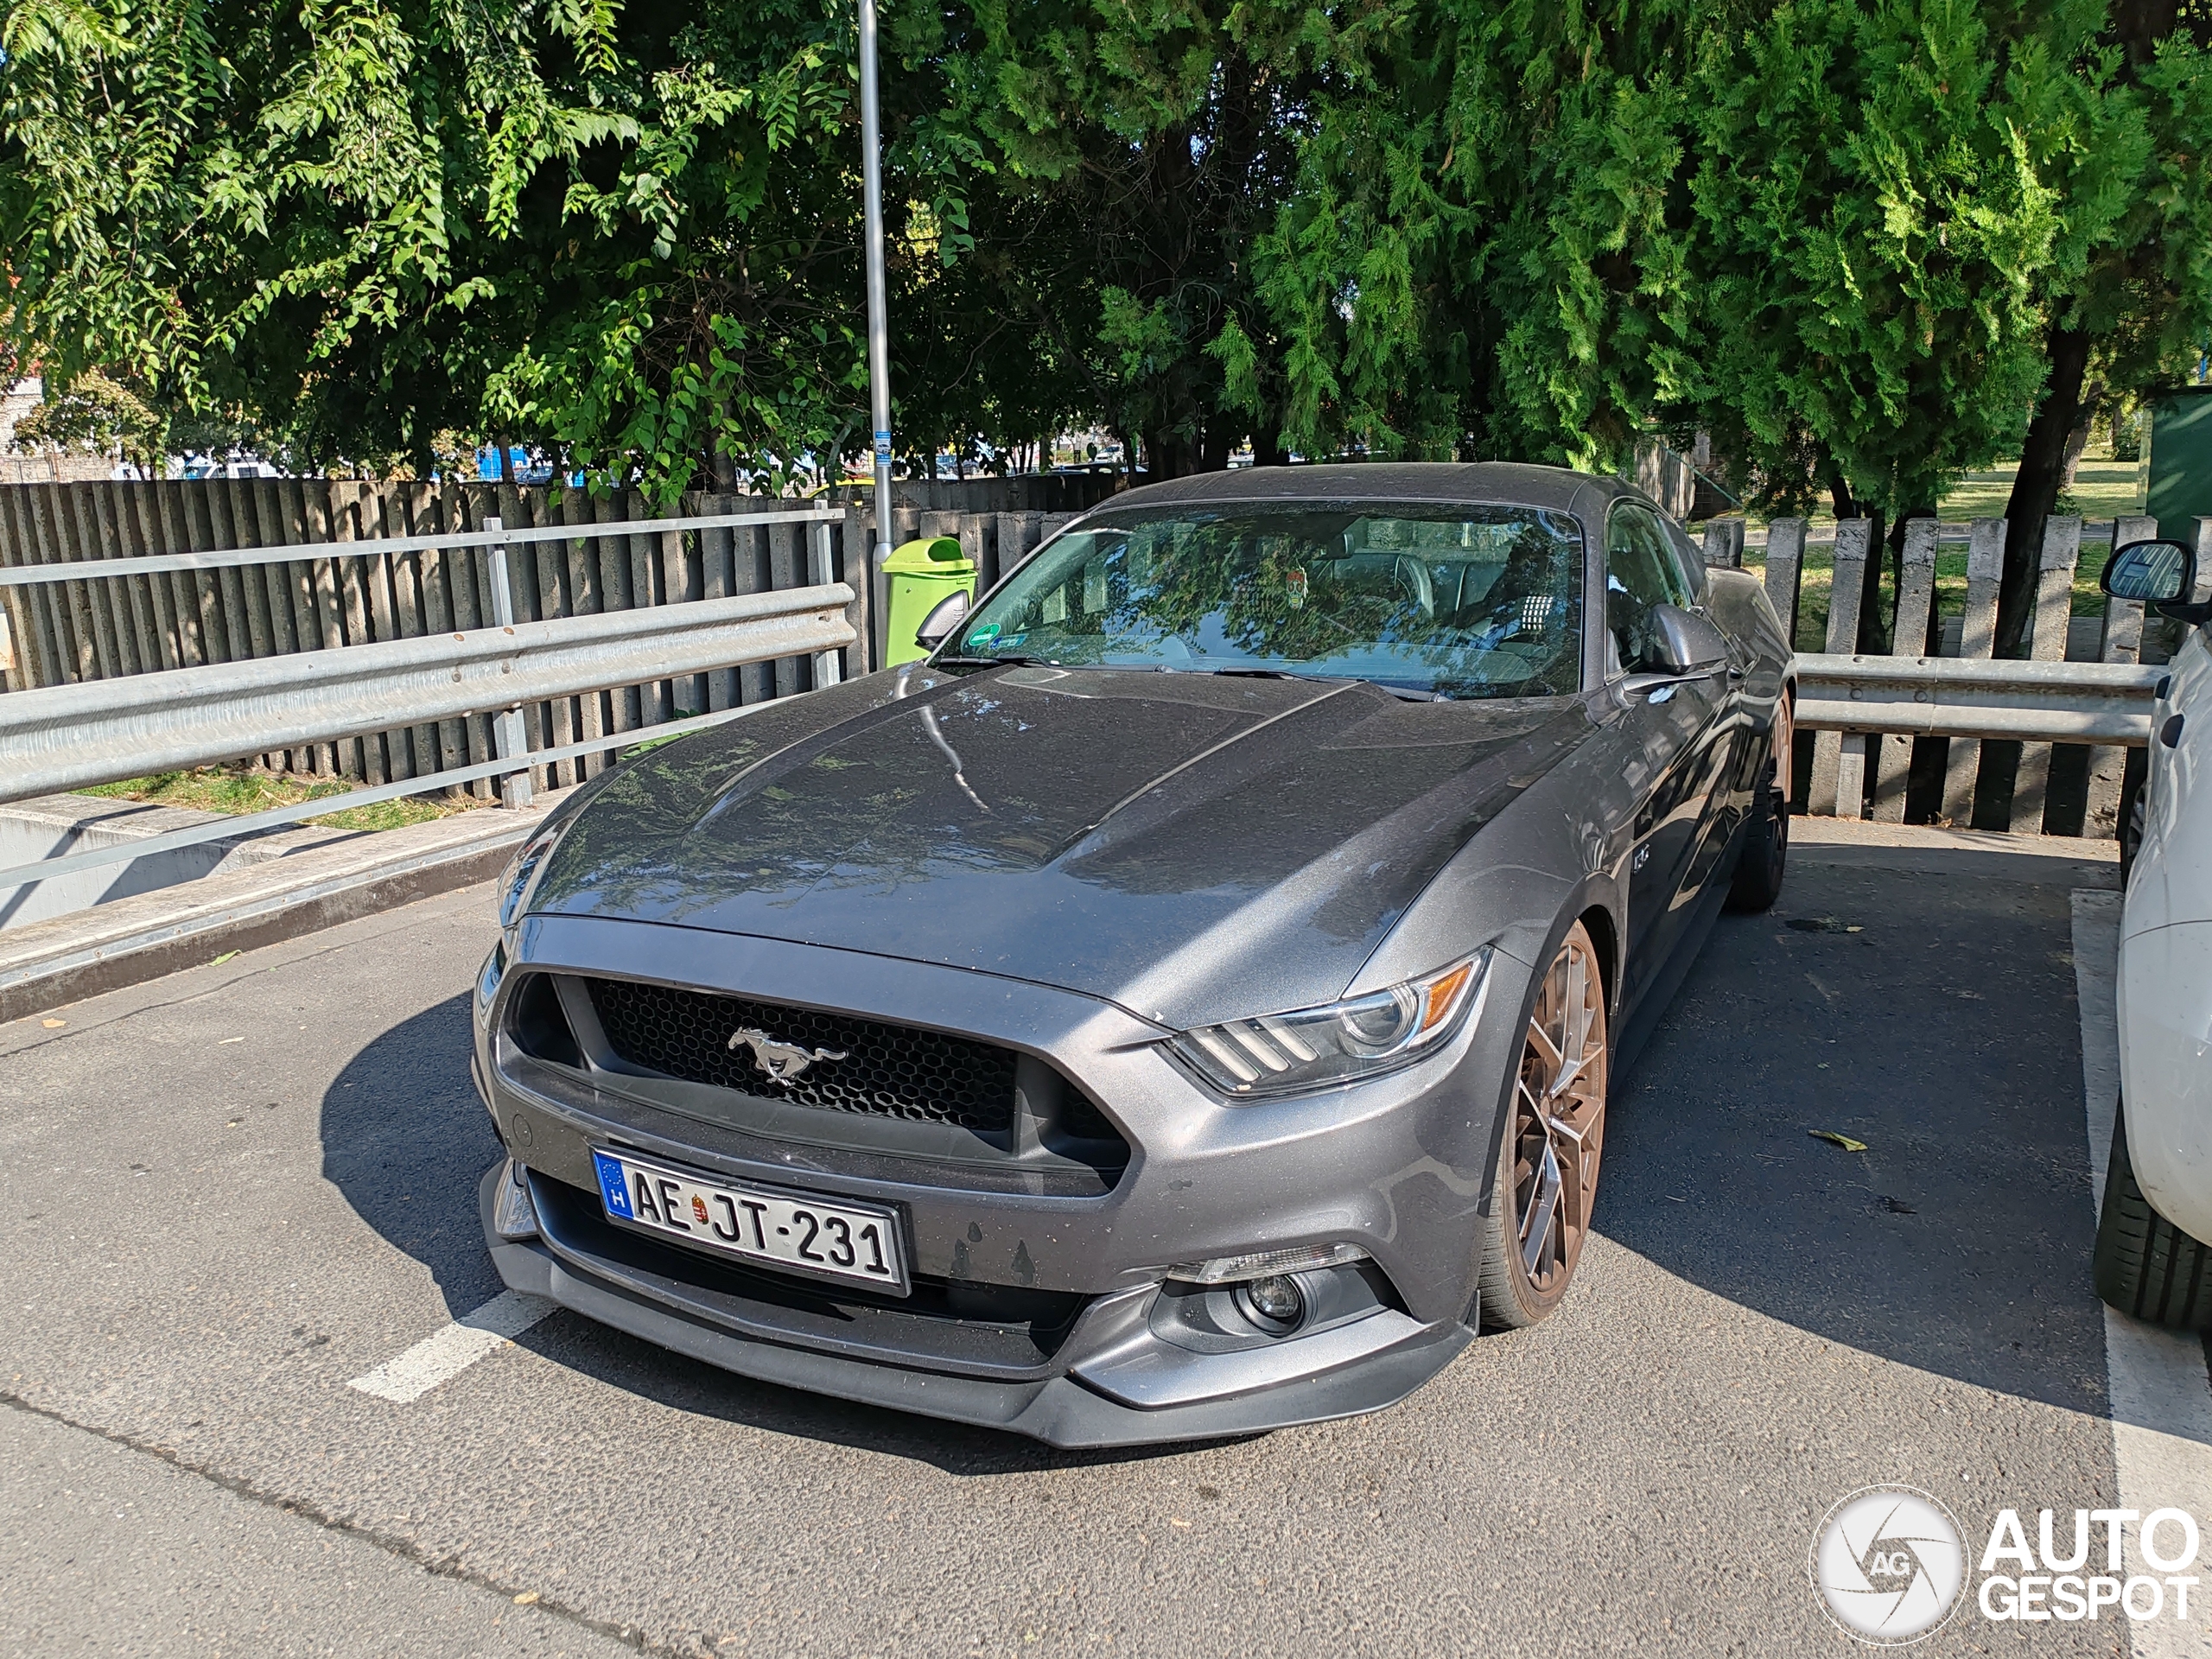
932;654;1054;671
1206;666;1449;702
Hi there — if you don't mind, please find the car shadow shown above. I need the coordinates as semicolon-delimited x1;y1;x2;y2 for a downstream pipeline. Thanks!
504;1308;1235;1476
320;992;511;1319
1595;852;2109;1418
316;990;1229;1471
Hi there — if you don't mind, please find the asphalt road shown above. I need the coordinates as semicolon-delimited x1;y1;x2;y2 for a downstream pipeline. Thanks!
0;827;2164;1656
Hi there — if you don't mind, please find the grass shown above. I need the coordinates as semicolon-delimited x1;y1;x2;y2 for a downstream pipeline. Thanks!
80;765;484;832
1936;455;2145;524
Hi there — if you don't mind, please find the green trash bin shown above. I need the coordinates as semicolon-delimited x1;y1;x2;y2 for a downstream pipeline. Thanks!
882;536;977;666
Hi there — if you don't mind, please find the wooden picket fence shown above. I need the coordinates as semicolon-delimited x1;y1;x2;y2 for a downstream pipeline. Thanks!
1705;512;2190;839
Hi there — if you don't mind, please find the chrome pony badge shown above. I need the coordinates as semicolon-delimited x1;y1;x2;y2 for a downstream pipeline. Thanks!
727;1027;847;1086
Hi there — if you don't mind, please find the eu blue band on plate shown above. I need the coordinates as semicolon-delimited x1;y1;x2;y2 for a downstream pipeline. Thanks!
594;1151;634;1219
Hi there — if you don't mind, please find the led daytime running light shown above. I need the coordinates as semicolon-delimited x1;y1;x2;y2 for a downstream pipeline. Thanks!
1168;1242;1371;1285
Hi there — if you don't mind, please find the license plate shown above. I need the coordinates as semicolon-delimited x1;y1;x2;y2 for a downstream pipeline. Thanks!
590;1149;908;1295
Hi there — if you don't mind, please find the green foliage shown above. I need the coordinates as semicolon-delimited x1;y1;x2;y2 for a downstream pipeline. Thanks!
4;0;2212;518
1249;0;2212;515
10;368;162;464
1686;0;2071;512
0;0;874;497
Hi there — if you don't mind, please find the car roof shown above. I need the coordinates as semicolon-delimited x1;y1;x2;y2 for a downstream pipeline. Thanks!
1087;461;1639;521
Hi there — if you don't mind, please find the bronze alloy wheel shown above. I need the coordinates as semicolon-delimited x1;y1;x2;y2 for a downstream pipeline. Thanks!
1479;921;1609;1326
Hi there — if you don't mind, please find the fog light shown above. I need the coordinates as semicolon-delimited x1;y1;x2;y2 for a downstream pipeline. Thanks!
1236;1274;1306;1332
493;1159;539;1240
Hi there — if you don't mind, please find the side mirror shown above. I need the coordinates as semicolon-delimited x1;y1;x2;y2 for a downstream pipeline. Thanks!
1649;603;1731;674
2105;540;2196;605
914;590;971;651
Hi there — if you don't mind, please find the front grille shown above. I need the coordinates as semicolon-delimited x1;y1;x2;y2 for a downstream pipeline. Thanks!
583;977;1019;1134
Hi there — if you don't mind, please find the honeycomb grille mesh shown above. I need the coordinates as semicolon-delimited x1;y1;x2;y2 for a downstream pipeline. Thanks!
582;977;1019;1133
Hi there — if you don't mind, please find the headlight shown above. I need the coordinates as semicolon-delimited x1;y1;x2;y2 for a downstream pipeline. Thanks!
1168;950;1491;1098
497;827;564;931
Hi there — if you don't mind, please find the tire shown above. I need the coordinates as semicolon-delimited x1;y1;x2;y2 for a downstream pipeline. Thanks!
1478;920;1609;1329
1726;697;1791;913
2094;1107;2212;1329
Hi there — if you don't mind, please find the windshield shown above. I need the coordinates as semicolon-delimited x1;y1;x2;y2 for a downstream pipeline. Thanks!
945;502;1585;698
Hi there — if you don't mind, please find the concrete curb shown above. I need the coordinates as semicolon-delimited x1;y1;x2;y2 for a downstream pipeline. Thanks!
0;792;571;1022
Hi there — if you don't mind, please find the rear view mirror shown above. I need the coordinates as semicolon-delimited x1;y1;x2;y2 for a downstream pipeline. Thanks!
914;590;971;651
2105;540;2196;605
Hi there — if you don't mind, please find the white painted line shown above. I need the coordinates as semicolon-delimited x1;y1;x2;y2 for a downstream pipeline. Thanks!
347;1290;556;1404
2071;890;2212;1659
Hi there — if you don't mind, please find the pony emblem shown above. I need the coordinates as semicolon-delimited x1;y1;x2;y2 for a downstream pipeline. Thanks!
727;1027;847;1086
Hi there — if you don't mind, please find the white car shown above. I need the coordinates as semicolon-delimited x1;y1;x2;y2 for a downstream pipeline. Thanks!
2097;537;2212;1325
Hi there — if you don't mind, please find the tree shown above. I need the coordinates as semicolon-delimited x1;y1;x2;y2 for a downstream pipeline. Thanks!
9;0;2211;542
1250;0;2212;658
0;0;879;496
912;0;1327;477
1990;0;2212;655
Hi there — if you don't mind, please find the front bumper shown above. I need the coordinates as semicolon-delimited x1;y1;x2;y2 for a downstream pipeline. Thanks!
481;1165;1471;1447
474;916;1530;1445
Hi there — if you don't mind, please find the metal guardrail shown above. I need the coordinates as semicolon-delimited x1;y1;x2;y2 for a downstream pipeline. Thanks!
0;701;785;892
1793;652;2164;744
0;582;855;805
0;506;855;895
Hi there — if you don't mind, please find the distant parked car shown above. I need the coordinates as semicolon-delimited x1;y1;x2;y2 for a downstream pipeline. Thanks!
2095;538;2212;1325
471;463;1795;1445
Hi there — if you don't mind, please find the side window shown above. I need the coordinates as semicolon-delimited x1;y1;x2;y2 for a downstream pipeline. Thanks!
1659;518;1707;601
1605;504;1692;674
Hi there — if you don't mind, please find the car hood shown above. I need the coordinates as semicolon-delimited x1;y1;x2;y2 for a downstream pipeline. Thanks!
528;665;1591;1027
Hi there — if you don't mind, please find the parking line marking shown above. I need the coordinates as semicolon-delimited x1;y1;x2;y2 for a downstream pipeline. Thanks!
347;1291;556;1404
2071;889;2212;1659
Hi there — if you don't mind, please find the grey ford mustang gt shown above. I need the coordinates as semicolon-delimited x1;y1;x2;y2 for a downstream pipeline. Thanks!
470;462;1795;1446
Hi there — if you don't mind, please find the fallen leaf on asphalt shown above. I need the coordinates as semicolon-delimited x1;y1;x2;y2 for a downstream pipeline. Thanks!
512;1592;540;1605
40;1019;64;1029
211;951;239;965
1809;1130;1868;1153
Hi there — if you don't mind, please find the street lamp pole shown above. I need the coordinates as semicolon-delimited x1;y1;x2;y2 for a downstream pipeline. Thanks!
858;0;894;585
